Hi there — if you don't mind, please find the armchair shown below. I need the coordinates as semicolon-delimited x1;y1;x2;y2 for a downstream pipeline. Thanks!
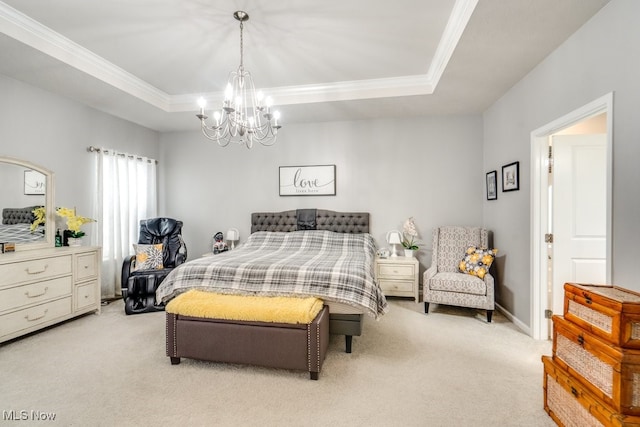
121;218;187;315
423;226;494;322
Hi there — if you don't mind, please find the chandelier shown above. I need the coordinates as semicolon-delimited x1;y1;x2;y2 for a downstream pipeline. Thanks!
197;11;281;149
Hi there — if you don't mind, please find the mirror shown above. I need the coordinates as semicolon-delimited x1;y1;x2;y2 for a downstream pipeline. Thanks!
0;156;54;251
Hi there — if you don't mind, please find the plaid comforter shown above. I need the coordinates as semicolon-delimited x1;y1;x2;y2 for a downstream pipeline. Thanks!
0;223;45;243
156;230;388;318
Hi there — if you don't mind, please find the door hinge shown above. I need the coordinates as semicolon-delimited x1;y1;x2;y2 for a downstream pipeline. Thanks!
545;233;553;243
545;309;553;319
548;145;553;173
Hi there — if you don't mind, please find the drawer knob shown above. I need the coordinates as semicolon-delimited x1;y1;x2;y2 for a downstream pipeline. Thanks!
570;386;578;397
25;287;49;298
25;309;48;322
26;264;48;275
577;335;585;346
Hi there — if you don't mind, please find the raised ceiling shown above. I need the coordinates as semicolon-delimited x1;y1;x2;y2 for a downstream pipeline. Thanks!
0;0;610;132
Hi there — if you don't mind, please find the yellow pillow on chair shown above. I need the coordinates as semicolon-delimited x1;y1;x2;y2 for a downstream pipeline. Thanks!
133;243;164;271
458;246;497;279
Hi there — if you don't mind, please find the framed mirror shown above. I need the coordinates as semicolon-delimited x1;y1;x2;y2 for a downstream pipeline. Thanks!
0;156;55;251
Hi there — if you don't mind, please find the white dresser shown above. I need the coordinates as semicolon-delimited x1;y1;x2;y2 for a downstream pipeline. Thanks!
0;246;101;343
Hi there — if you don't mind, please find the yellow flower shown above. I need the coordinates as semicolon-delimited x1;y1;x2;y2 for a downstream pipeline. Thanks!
30;206;46;232
56;207;95;237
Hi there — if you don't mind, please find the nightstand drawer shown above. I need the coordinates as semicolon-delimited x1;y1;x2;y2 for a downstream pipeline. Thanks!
379;279;414;293
378;264;415;279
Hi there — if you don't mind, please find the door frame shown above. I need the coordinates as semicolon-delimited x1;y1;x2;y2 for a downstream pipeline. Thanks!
530;92;613;340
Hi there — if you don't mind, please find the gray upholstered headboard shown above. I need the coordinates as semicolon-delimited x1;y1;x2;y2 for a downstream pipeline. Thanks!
251;209;370;234
2;206;40;225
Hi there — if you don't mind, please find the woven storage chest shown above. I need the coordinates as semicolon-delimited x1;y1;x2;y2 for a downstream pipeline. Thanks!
553;315;640;415
543;356;640;427
564;283;640;349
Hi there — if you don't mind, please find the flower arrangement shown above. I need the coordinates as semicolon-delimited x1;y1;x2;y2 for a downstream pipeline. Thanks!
401;217;420;250
56;207;95;238
30;206;46;232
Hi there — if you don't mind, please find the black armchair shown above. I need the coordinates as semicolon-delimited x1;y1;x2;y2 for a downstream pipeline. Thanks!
121;218;187;315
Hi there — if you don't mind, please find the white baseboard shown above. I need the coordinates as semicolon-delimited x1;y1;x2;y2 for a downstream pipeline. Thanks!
496;302;532;337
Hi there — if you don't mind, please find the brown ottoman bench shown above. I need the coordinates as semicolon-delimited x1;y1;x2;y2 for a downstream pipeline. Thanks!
165;291;329;380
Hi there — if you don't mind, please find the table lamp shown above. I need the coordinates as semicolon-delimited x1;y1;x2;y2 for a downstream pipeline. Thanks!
226;228;239;249
386;230;402;257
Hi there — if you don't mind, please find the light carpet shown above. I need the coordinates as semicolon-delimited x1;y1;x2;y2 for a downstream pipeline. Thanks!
0;299;554;427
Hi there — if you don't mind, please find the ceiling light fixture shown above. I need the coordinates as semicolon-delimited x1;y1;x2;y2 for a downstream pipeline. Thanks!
196;11;281;148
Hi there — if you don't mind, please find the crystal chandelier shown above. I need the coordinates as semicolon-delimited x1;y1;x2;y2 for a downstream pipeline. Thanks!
197;11;281;149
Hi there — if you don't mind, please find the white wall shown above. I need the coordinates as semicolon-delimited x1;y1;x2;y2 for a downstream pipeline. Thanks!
160;115;484;269
0;74;160;241
483;0;640;325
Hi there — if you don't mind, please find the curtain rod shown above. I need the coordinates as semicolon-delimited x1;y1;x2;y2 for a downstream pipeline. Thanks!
87;146;157;164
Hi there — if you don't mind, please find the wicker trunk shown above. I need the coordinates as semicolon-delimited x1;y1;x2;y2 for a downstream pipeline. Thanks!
553;315;640;415
543;356;640;427
564;283;640;349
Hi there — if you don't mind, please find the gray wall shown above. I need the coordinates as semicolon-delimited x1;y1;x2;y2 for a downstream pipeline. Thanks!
160;115;484;269
0;74;160;239
483;0;640;325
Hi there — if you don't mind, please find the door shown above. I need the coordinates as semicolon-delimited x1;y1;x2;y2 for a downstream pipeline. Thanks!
551;134;607;315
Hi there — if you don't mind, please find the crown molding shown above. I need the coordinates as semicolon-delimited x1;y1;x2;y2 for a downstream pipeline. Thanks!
0;0;477;114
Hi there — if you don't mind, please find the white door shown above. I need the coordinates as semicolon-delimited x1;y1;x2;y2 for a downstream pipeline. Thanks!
551;134;607;315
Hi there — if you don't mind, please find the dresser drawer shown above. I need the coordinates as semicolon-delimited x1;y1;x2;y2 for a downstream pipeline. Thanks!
379;279;414;293
75;252;98;282
0;276;72;313
0;297;72;338
378;263;415;279
75;280;98;311
0;255;72;286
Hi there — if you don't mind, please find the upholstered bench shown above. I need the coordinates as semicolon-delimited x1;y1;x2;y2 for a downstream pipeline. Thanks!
165;290;329;380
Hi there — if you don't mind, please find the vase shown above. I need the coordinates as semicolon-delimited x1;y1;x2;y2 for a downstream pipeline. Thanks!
404;249;415;258
67;237;82;247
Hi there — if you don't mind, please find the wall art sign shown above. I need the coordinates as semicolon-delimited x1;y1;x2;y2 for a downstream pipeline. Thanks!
502;161;520;192
24;169;46;195
279;165;336;196
486;170;497;200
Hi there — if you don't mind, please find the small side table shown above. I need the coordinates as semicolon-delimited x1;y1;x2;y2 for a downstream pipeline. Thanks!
375;256;419;302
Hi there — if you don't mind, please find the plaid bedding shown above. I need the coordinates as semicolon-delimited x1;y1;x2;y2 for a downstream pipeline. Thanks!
0;224;45;243
156;230;388;319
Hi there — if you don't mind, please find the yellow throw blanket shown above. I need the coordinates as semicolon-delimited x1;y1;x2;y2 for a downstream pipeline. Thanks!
166;290;324;324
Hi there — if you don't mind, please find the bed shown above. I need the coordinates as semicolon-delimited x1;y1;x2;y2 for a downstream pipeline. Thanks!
1;206;45;243
156;209;388;353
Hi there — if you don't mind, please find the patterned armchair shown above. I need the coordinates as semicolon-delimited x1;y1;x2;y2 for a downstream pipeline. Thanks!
423;226;495;322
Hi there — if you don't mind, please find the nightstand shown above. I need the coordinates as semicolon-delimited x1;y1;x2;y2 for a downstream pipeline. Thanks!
375;256;419;302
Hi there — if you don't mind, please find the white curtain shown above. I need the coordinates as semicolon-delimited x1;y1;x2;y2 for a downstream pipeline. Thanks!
93;149;157;299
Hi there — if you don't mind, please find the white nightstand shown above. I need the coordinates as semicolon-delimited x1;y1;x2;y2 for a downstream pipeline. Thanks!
375;256;419;302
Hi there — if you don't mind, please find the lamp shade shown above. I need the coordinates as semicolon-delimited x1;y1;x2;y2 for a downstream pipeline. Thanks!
387;230;402;245
226;228;239;241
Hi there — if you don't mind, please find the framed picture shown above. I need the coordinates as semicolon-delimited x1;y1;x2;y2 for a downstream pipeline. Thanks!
486;170;497;200
24;169;46;195
502;161;520;192
279;165;336;196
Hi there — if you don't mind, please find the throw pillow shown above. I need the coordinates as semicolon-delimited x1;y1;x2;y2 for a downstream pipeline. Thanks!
133;243;164;271
458;246;498;279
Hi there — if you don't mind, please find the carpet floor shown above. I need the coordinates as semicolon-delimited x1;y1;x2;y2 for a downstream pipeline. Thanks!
0;298;554;426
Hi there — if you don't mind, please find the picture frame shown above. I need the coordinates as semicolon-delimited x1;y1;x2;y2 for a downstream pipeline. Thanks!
502;161;520;192
486;170;498;200
279;165;336;196
24;169;46;195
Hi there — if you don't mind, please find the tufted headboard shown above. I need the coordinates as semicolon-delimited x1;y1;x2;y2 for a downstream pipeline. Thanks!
251;209;370;234
2;206;41;225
